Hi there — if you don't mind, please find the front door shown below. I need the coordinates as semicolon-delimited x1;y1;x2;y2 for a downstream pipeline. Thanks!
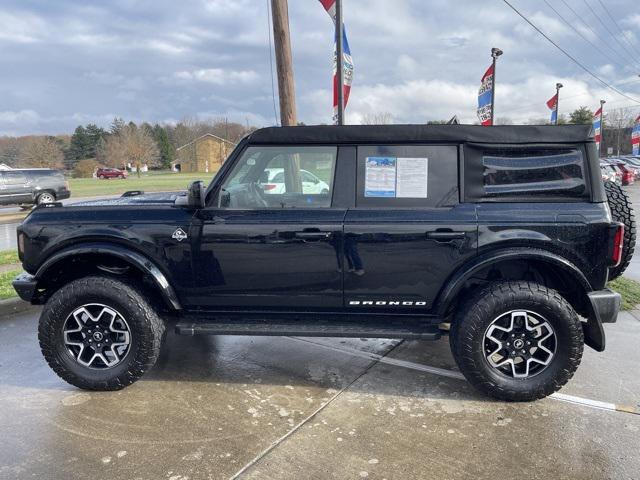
184;144;346;310
343;145;478;313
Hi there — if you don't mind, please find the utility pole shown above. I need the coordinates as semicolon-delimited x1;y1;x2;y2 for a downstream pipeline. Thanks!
270;0;297;126
490;47;503;126
599;99;606;157
554;83;563;125
335;0;345;125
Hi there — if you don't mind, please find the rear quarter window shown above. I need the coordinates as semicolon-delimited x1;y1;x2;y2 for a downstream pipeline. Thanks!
464;145;589;201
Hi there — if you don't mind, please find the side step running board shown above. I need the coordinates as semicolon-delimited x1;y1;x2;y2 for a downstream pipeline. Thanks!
175;320;441;340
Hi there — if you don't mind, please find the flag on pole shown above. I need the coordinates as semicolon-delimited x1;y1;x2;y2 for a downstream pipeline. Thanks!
319;0;354;124
477;64;494;126
546;93;558;124
593;107;603;152
632;115;640;155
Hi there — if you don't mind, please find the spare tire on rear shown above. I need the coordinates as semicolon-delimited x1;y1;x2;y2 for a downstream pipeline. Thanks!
605;181;635;280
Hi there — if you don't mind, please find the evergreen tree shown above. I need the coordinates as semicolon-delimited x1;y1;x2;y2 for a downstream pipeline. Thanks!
65;125;90;168
84;124;107;158
110;117;126;135
569;107;594;125
152;124;175;169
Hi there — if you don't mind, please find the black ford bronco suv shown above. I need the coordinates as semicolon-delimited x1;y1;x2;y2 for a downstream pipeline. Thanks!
13;124;633;401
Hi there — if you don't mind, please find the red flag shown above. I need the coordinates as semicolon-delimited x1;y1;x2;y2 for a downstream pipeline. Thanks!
546;94;558;110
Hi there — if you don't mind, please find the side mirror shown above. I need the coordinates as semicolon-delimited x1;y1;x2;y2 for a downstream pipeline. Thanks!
187;180;206;208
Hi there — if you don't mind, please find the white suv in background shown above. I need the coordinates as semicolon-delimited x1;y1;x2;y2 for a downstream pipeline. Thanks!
260;168;330;194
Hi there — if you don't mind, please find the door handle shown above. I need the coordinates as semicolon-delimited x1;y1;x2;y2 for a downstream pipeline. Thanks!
426;231;466;242
294;231;331;241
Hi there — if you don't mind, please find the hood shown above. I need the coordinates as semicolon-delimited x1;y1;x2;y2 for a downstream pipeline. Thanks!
69;191;184;206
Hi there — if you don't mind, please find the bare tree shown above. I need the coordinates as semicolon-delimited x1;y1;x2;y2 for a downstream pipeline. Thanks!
361;112;393;125
19;136;64;168
607;107;636;155
100;124;159;175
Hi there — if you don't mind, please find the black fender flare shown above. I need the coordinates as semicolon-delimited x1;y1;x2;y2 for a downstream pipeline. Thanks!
435;248;605;351
35;242;182;311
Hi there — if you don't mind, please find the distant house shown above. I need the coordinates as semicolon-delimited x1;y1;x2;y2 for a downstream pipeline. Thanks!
174;133;236;173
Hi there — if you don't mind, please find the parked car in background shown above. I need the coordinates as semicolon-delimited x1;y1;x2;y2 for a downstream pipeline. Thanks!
605;159;635;185
96;167;127;179
260;168;330;194
0;169;70;207
600;161;621;185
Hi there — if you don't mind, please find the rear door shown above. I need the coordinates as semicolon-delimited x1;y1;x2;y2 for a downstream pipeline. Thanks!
0;171;32;204
343;144;477;313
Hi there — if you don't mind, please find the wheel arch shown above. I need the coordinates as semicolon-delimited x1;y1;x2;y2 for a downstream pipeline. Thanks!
436;248;593;317
34;242;182;311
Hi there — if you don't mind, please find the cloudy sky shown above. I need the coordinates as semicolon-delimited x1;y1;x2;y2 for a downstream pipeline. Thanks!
1;0;639;136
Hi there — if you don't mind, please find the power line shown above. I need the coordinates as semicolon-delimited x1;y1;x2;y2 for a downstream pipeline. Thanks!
595;0;640;63
581;0;640;70
501;0;640;104
557;0;630;68
266;0;279;126
542;0;625;71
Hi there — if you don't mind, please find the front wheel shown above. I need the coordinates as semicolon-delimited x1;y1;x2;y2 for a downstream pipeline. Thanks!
450;281;583;401
38;276;165;390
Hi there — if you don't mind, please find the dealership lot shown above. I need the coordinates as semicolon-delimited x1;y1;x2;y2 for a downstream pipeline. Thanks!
1;190;640;480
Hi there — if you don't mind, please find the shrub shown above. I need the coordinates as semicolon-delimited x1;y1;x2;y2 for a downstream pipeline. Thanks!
73;159;100;178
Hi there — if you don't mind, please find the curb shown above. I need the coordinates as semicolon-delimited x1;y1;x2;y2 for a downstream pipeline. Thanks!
0;297;40;317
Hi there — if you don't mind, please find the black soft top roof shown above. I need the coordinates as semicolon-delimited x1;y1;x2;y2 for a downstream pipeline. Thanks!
246;124;594;145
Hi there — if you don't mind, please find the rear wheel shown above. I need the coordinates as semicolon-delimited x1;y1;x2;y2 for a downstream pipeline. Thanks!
605;181;635;280
39;276;165;390
451;281;583;401
36;192;55;205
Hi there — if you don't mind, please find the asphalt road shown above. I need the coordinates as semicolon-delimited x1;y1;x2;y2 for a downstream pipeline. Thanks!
0;306;639;479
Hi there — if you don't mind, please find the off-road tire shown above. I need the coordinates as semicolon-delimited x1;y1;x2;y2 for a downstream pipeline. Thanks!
451;281;583;401
605;181;635;280
39;275;165;390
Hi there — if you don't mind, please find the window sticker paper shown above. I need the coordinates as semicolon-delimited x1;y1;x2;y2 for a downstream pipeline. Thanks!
365;157;396;197
396;157;428;198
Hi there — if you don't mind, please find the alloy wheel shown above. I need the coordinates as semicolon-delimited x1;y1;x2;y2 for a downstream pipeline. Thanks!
483;310;556;378
62;304;132;369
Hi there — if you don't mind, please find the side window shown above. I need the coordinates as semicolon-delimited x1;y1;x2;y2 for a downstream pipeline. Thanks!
217;145;337;209
356;145;459;208
482;147;586;198
3;172;28;185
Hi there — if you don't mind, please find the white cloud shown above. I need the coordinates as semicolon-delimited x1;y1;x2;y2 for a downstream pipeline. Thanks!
173;68;259;85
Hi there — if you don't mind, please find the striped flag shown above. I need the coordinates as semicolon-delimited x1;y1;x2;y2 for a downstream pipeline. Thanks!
319;0;354;123
546;93;558;124
477;64;494;126
593;107;603;152
632;115;640;155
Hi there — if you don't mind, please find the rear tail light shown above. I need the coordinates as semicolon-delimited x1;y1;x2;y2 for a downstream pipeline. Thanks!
611;224;624;267
262;184;277;191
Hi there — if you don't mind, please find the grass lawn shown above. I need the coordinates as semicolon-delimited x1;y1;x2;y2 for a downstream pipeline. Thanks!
607;277;640;310
69;171;214;198
0;249;19;266
0;269;21;299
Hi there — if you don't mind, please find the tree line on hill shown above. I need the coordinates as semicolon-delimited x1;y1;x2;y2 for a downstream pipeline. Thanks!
0;117;255;177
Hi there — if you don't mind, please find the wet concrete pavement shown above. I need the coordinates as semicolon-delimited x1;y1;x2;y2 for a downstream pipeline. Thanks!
1;306;639;480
